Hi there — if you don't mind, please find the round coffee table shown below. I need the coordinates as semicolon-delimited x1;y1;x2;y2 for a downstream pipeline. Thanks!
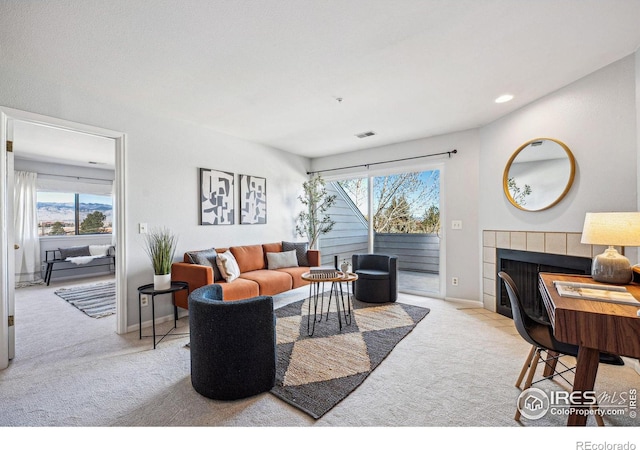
301;272;358;336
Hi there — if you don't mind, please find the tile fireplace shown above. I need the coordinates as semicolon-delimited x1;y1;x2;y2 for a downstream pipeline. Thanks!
482;230;603;315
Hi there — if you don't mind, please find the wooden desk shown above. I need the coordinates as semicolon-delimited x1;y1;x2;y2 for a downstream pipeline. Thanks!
538;273;640;426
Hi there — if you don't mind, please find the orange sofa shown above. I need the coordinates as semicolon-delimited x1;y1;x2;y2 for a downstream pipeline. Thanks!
171;242;320;310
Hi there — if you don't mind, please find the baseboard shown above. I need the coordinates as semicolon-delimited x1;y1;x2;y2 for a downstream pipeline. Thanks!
444;296;484;308
127;311;180;334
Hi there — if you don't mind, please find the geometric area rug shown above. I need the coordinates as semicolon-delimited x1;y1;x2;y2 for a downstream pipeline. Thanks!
54;281;116;319
271;295;430;419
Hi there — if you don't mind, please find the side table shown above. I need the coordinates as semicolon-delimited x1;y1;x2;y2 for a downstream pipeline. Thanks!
301;272;358;336
138;281;189;349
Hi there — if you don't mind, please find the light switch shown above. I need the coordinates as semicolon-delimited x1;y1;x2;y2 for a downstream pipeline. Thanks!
452;220;462;230
139;223;148;234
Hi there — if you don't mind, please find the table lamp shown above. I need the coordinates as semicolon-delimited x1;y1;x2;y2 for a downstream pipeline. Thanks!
580;212;640;284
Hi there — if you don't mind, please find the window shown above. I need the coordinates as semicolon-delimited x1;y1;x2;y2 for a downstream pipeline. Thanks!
37;191;113;236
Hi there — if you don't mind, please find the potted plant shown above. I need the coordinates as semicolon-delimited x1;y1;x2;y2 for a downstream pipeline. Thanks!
143;227;178;290
295;175;336;249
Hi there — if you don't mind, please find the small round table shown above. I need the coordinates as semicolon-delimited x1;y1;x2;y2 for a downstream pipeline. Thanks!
138;281;189;349
301;272;358;336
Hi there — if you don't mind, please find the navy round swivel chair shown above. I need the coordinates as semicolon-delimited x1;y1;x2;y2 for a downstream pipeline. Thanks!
352;254;398;303
188;284;276;400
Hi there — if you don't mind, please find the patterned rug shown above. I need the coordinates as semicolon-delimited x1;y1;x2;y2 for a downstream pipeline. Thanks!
271;294;430;419
54;281;116;318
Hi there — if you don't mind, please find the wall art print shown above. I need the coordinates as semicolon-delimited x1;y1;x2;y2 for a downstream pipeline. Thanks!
239;174;267;224
200;168;234;225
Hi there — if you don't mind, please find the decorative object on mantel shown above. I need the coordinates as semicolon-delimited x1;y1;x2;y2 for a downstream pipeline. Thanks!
580;212;640;284
239;174;267;224
199;168;234;225
503;138;575;212
143;227;178;290
295;174;336;249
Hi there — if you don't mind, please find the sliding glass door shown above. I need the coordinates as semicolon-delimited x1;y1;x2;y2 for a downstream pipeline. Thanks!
320;169;441;296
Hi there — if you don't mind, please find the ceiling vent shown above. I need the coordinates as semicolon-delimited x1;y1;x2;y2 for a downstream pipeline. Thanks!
355;131;376;139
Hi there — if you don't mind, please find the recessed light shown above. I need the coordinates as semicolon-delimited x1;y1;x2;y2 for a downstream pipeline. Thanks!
495;94;514;104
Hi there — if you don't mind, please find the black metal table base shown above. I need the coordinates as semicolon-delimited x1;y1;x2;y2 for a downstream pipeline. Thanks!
138;281;189;349
307;280;353;337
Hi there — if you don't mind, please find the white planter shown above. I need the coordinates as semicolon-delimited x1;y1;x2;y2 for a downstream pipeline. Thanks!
154;273;171;291
340;262;352;274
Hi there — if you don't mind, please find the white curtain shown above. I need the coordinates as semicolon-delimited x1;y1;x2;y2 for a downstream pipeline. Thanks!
14;171;41;283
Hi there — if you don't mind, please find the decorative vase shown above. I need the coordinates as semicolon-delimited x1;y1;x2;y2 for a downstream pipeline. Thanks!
340;261;351;274
154;273;171;291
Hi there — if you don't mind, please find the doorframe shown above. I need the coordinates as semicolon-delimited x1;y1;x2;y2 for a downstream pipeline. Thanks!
0;107;127;369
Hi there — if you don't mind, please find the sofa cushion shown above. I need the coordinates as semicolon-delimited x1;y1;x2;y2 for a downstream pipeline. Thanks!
266;250;299;270
276;266;313;289
282;241;309;266
262;242;282;254
217;250;241;282
230;244;265;273
186;248;223;281
59;246;91;259
240;270;292;296
218;278;260;301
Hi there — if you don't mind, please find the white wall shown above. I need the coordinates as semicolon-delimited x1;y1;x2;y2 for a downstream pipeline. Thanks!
0;69;310;328
479;54;637;233
310;128;481;302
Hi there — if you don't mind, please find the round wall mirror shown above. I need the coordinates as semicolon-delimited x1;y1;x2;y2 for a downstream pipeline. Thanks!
503;138;576;212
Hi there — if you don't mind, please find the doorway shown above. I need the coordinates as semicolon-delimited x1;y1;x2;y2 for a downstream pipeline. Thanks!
1;107;127;369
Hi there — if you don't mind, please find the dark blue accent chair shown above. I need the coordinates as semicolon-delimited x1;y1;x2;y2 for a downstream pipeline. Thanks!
352;254;398;303
188;284;276;400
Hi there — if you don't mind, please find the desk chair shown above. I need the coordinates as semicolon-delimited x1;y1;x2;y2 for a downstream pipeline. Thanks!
498;271;624;425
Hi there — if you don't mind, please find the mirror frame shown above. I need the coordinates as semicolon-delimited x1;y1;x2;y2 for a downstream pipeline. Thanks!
502;137;576;212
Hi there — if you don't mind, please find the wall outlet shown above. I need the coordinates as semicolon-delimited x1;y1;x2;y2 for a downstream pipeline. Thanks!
451;277;459;286
452;220;463;230
140;294;149;307
139;223;148;234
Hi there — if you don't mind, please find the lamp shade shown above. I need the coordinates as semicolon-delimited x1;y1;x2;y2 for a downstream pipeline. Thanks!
580;212;640;246
581;212;640;284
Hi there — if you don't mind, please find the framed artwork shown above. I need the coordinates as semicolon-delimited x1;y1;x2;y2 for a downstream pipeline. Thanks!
199;168;234;225
239;174;267;224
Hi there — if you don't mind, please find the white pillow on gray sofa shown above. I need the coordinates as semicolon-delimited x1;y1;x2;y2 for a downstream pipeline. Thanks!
267;250;299;270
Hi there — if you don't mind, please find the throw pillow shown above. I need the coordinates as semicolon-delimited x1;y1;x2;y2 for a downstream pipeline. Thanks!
59;246;91;259
89;244;111;257
266;250;299;270
187;248;222;281
216;250;241;282
282;241;309;266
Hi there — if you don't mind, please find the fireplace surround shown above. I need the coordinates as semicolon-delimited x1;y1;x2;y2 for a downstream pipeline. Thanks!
482;230;602;314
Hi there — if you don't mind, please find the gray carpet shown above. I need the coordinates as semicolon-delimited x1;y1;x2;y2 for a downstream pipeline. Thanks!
3;276;640;445
54;281;116;318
